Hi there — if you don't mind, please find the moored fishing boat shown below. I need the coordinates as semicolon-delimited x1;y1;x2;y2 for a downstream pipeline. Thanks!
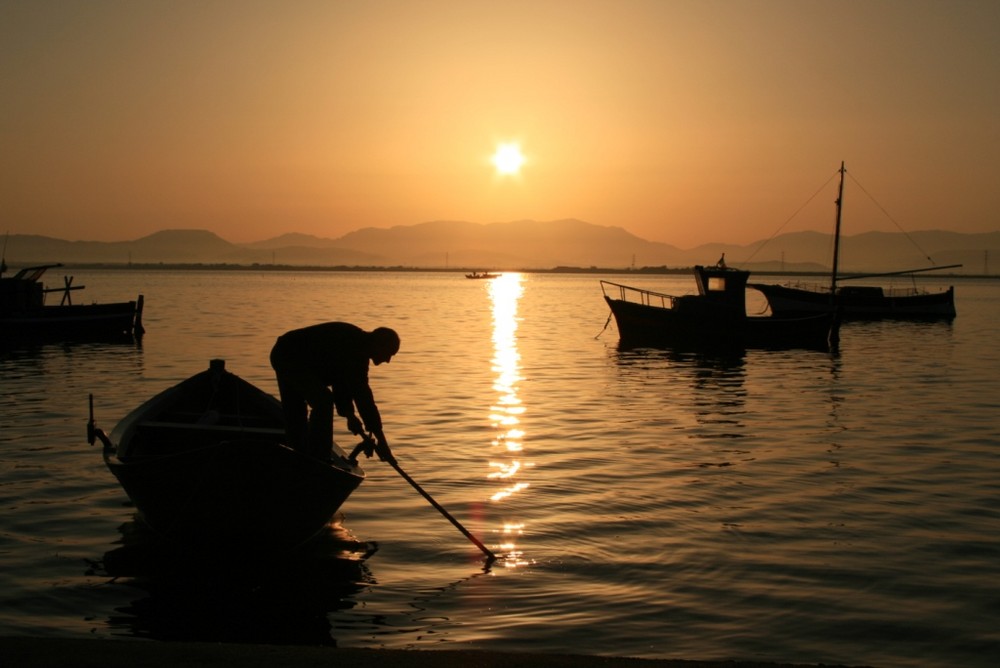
1;263;143;342
749;162;958;320
87;359;365;551
601;263;838;351
749;280;956;319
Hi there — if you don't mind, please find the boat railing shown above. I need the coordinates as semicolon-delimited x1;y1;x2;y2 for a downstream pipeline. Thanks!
778;280;934;298
882;286;927;297
777;280;829;293
600;280;677;309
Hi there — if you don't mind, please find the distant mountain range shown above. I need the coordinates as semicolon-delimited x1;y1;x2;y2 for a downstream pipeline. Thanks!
3;219;997;274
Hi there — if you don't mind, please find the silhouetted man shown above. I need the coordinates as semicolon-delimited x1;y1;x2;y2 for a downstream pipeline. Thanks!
270;322;399;462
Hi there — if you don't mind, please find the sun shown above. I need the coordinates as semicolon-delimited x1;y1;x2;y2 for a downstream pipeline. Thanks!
492;143;525;175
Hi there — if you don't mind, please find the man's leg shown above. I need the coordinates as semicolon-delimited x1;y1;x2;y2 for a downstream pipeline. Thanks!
306;397;334;460
277;368;335;460
275;375;308;452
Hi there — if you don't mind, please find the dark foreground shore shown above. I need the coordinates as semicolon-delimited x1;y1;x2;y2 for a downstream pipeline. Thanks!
1;637;863;668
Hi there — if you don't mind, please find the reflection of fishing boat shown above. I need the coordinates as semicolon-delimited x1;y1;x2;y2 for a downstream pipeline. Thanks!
749;163;958;320
601;263;838;351
0;263;143;341
465;271;499;279
88;359;365;551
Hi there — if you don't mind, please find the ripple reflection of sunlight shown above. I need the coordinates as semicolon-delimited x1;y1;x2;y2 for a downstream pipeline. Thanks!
486;274;532;568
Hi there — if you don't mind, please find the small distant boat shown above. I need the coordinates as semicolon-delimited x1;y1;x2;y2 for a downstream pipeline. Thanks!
88;359;365;551
749;163;958;320
601;263;838;351
1;263;144;342
465;271;499;279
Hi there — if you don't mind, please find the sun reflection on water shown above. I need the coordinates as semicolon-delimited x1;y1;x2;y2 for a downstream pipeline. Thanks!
486;273;532;568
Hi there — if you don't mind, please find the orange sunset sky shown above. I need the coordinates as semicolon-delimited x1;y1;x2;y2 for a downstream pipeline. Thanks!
2;0;998;247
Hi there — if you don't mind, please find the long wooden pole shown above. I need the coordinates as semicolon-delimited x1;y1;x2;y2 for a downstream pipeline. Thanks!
388;458;497;562
838;264;963;282
352;436;497;562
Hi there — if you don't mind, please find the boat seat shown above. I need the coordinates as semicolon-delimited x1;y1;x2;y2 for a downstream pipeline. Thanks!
136;420;285;436
122;421;288;459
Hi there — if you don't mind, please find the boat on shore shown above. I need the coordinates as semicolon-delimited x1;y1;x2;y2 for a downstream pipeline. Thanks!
749;163;958;320
87;359;365;551
601;263;838;351
1;263;144;342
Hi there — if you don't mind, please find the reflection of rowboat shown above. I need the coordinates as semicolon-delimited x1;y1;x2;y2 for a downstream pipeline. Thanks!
88;359;365;552
1;263;143;342
465;271;499;279
750;163;958;320
602;263;838;351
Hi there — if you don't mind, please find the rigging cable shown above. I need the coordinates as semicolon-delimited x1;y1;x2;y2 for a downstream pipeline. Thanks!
844;169;937;265
742;169;839;265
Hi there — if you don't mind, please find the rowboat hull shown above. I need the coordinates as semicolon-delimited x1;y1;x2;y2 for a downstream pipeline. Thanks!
94;360;364;551
104;439;361;550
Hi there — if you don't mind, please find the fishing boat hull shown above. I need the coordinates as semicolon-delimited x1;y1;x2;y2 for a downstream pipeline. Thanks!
602;265;837;351
749;283;956;320
93;359;364;551
1;299;143;341
604;293;836;350
1;264;144;342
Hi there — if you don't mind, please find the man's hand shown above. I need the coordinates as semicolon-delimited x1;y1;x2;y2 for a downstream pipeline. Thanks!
374;433;395;464
346;415;364;435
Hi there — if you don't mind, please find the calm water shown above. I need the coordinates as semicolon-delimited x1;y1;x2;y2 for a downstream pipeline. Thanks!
2;269;999;667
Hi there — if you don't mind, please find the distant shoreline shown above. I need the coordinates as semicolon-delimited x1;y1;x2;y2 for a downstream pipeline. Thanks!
3;224;994;277
6;262;987;279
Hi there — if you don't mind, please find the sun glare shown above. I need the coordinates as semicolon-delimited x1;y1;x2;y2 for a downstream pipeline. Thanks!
492;143;525;175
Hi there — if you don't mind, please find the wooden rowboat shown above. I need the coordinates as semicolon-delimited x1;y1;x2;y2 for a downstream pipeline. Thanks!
88;359;364;552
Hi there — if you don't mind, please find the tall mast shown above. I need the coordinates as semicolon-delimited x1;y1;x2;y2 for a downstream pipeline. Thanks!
830;161;845;294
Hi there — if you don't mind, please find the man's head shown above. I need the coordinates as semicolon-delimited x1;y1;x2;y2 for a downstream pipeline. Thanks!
369;327;400;365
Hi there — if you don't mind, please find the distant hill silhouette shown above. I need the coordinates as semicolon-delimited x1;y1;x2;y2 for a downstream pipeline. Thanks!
2;220;997;274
